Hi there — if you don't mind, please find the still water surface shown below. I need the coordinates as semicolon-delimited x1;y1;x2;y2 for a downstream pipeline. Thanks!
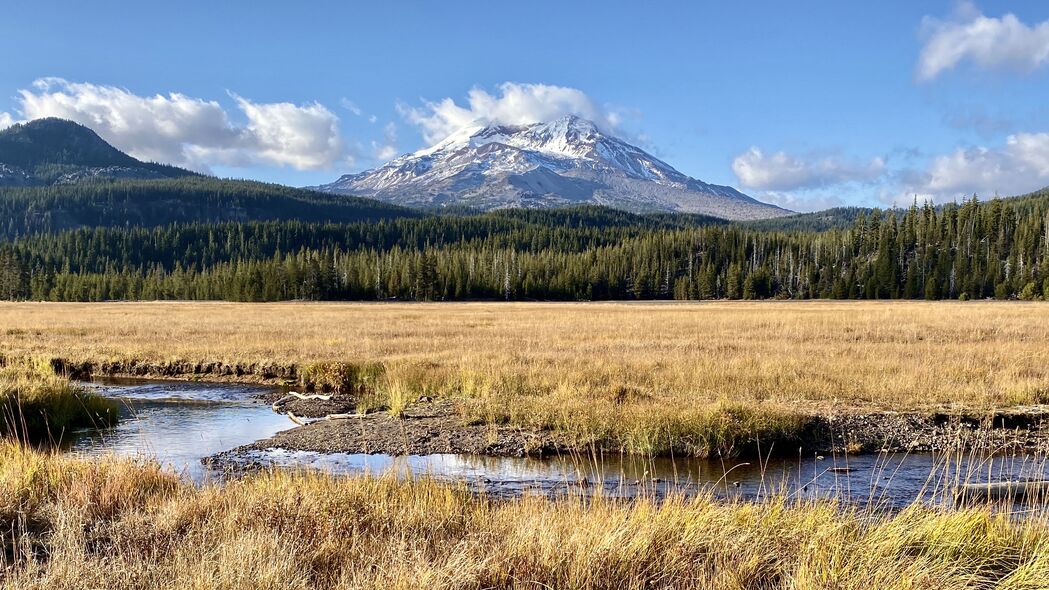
72;380;1049;507
71;380;293;481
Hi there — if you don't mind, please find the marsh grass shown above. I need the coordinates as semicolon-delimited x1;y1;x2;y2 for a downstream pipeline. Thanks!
3;301;1049;586
378;365;436;418
0;359;117;443
1;443;1048;589
299;361;385;394
3;300;1049;456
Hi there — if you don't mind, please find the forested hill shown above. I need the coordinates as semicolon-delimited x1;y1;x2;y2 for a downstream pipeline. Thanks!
740;207;872;232
1;192;1047;302
6;116;1046;304
0;118;194;186
0;176;419;239
0;118;420;238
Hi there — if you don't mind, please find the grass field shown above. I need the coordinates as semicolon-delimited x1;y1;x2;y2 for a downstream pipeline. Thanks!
1;442;1047;589
2;301;1049;454
3;302;1049;587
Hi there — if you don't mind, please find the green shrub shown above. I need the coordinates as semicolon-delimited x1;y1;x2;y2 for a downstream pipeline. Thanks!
1019;282;1040;301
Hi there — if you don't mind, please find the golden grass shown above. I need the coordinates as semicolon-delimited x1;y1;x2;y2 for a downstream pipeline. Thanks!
2;300;1049;454
1;442;1048;589
0;358;117;442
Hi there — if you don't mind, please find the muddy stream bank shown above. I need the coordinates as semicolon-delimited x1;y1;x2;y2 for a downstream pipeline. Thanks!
68;379;1049;507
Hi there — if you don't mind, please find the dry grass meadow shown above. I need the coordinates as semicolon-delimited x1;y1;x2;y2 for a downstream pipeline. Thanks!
2;442;1049;590
3;302;1049;588
2;300;1049;454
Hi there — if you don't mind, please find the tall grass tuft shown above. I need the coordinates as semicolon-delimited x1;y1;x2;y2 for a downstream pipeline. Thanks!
0;358;118;443
0;444;1048;589
299;361;385;394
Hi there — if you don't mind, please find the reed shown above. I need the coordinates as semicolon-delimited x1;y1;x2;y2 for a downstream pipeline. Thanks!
1;443;1047;589
0;358;117;443
2;300;1049;455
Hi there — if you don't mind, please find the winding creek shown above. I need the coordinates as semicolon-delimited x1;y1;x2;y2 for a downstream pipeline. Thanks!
70;379;1049;508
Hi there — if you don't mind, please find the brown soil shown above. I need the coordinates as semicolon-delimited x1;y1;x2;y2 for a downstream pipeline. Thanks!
233;399;571;457
34;357;1049;459
47;358;299;384
259;390;358;419
812;407;1049;455
218;398;1049;464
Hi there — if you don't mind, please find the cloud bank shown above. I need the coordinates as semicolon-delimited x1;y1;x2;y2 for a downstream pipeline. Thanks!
4;78;347;171
732;148;886;192
734;134;1049;210
400;82;622;144
918;2;1049;81
904;132;1049;199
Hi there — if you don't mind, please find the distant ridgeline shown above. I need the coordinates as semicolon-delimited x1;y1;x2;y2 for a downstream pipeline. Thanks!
0;118;417;237
0;190;1047;302
0;176;418;237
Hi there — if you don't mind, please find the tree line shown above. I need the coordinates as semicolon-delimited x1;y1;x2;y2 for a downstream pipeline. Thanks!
0;176;417;239
0;193;1047;302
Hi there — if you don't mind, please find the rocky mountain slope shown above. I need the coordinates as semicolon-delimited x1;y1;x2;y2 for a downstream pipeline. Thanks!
315;115;789;220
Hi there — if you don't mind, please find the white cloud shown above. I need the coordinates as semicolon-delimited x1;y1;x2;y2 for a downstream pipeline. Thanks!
918;2;1049;81
903;132;1049;200
400;82;622;144
732;147;886;191
13;78;346;171
230;94;344;170
734;136;1049;207
0;112;12;130
371;122;398;161
748;191;848;213
339;98;362;117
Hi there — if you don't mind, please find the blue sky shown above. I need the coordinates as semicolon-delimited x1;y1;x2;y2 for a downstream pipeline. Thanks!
2;1;1049;211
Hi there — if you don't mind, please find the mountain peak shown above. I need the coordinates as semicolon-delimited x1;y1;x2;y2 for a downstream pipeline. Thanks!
0;118;195;186
538;113;599;132
315;116;790;220
11;117;102;137
0;117;139;169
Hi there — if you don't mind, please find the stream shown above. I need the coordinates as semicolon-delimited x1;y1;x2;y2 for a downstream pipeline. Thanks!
71;379;1049;507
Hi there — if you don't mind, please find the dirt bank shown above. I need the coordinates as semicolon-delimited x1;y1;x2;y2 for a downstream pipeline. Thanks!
809;407;1049;455
44;357;299;384
28;357;1049;460
211;398;1049;465
226;399;572;458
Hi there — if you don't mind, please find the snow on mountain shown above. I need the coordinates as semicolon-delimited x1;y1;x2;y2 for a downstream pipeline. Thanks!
314;115;790;220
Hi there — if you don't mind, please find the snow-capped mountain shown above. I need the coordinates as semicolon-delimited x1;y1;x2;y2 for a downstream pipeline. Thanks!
314;115;790;219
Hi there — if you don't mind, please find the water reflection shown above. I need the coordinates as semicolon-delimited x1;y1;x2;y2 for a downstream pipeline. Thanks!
72;379;294;481
235;447;1049;507
72;379;1049;507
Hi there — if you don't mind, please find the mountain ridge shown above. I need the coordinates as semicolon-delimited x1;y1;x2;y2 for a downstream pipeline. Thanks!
0;118;419;238
0;118;195;186
314;115;790;220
